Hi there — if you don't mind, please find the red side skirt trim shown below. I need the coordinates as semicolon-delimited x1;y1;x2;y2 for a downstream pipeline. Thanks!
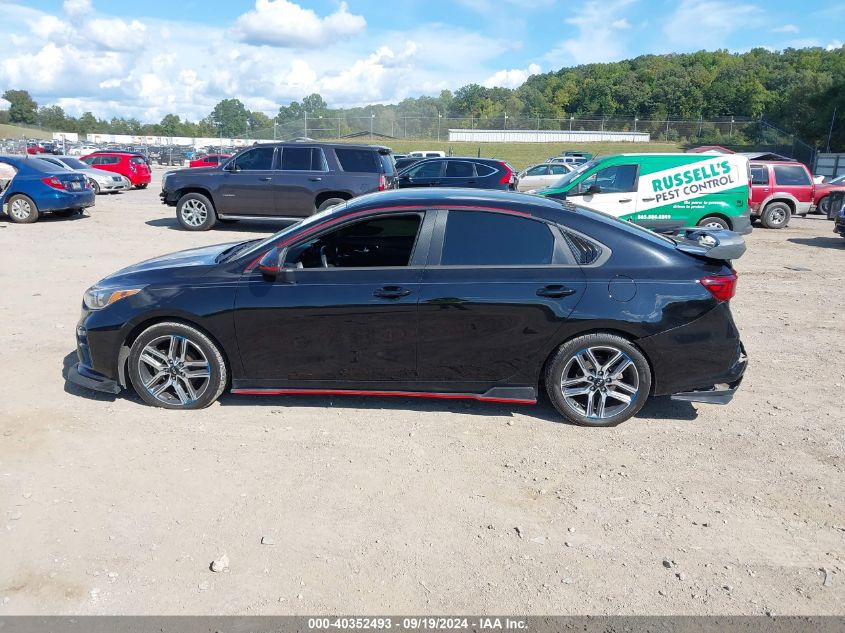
230;388;536;405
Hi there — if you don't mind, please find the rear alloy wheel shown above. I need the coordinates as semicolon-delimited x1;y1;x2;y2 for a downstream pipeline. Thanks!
545;333;651;427
6;194;39;223
177;193;217;231
697;216;730;230
760;201;791;229
128;322;227;410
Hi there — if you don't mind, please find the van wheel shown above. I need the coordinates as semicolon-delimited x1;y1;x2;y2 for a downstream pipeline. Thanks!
817;196;829;215
317;197;346;212
760;202;791;229
7;194;39;223
544;333;651;427
177;193;217;231
697;216;730;230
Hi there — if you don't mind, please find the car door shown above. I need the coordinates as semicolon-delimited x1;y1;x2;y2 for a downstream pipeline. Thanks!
273;146;329;217
518;165;549;191
234;212;432;385
398;160;444;188
217;146;276;216
442;160;477;187
545;164;571;188
416;209;586;388
749;163;770;209
573;164;639;218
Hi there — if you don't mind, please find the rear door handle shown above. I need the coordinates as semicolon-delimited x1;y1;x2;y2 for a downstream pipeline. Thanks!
259;177;272;181
374;286;411;299
537;285;576;298
309;177;322;181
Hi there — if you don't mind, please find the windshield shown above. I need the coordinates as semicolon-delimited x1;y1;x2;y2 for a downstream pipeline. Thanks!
233;205;347;261
58;157;88;170
548;159;599;189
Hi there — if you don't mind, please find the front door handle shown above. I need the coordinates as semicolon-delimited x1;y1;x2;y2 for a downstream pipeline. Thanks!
537;284;576;298
619;198;633;203
259;177;272;181
374;286;411;299
642;197;656;202
309;177;322;181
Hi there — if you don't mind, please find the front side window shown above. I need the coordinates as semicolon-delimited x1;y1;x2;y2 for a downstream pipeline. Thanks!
280;147;327;171
773;164;811;186
750;165;769;185
407;161;443;179
285;214;422;269
233;147;275;171
445;161;475;178
526;165;548;177
441;211;554;266
335;148;379;173
579;164;638;194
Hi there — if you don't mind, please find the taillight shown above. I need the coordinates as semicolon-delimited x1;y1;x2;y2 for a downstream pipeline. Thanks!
498;162;513;185
378;173;386;191
700;270;738;302
41;176;67;190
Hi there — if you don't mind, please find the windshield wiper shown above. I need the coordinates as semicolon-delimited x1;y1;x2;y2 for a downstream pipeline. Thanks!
216;239;260;263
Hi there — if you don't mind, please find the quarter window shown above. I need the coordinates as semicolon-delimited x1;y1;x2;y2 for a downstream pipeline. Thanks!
233;147;275;170
750;165;769;185
772;164;811;186
441;211;554;266
285;214;422;269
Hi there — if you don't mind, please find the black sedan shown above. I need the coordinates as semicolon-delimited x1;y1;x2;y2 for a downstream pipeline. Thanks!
68;189;747;426
397;157;517;190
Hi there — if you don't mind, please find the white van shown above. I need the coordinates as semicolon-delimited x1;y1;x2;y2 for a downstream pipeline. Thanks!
408;150;446;158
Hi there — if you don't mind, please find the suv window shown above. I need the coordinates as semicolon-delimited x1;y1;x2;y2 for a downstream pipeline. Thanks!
233;147;275;170
407;161;443;178
335;148;380;173
285;214;422;269
378;153;396;176
442;211;554;266
281;147;327;171
750;165;769;185
445;161;475;178
579;164;638;193
773;164;811;186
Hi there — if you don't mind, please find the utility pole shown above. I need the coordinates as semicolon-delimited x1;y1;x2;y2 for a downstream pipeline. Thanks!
304;110;307;138
826;106;837;153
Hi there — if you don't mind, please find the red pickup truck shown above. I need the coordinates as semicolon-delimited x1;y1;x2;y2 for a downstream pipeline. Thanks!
749;161;814;229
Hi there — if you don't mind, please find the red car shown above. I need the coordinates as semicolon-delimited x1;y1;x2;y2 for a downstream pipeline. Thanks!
189;153;232;168
812;174;845;216
749;161;814;228
81;152;151;188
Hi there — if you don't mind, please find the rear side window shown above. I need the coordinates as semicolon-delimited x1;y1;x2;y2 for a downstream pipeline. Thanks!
280;147;327;171
129;156;146;165
445;161;475;177
773;165;811;186
750;165;769;185
335;148;379;173
101;156;119;165
441;211;554;266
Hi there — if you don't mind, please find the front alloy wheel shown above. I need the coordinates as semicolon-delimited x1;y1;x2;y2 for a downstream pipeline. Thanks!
177;193;216;231
545;333;651;426
128;322;227;409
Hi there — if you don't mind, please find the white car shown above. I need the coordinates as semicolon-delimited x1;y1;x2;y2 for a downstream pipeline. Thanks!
69;144;99;156
516;162;573;192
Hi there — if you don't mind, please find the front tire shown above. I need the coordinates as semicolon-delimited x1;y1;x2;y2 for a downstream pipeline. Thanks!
6;194;39;223
90;180;101;195
697;216;730;230
817;196;829;216
177;192;217;231
760;202;791;229
544;333;651;427
128;322;227;410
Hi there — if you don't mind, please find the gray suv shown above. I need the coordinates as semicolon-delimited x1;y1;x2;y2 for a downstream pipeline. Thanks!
160;142;397;231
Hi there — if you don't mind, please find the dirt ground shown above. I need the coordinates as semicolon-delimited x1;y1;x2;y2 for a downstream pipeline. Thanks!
0;166;842;615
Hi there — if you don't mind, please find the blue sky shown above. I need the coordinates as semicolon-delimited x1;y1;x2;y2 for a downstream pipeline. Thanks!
2;0;843;122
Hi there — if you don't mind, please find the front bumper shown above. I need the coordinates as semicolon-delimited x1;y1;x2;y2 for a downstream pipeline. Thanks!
68;362;121;394
834;213;845;236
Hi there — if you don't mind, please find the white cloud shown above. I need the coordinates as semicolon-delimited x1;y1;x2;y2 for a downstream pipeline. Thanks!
544;0;635;66
63;0;92;16
483;63;541;88
86;18;147;52
826;39;843;50
663;0;759;48
772;23;799;33
233;0;366;48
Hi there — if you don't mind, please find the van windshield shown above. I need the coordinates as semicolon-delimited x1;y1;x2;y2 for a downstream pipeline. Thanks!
548;159;598;189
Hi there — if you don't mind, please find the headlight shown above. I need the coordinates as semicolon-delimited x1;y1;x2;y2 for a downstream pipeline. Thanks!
83;287;143;310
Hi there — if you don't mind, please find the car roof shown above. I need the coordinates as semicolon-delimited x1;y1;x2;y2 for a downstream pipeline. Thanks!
249;142;391;151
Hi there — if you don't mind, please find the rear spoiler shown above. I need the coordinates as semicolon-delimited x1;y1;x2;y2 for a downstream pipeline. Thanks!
671;228;746;261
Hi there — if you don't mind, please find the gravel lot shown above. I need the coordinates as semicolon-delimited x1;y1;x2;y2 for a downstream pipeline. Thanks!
0;166;843;615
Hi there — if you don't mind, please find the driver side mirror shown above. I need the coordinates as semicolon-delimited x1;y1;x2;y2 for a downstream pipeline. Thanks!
258;247;294;283
223;161;238;172
585;183;601;195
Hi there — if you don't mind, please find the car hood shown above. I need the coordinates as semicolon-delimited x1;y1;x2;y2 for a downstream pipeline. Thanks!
97;242;241;286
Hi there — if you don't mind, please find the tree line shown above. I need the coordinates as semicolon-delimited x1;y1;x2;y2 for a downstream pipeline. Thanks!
2;47;843;149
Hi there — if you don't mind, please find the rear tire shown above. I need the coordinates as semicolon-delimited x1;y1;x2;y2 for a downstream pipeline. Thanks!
817;196;829;216
544;333;651;427
317;197;346;212
697;216;730;230
760;202;791;229
177;192;217;231
6;194;39;223
128;322;227;410
90;180;100;195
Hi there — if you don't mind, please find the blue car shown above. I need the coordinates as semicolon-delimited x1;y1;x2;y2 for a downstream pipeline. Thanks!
0;155;95;223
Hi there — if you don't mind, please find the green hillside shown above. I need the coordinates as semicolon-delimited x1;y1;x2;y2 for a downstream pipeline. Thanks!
0;123;53;140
